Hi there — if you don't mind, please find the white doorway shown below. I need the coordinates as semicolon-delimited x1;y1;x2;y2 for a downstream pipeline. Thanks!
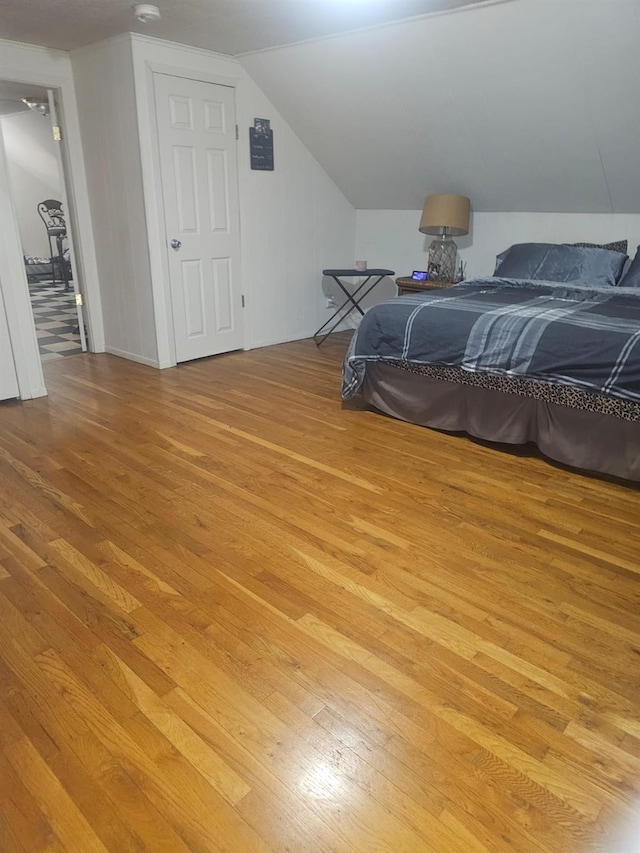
0;82;87;364
154;73;243;363
0;286;19;400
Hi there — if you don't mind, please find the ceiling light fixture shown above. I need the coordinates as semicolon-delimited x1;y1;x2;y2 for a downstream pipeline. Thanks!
134;4;161;23
21;97;50;116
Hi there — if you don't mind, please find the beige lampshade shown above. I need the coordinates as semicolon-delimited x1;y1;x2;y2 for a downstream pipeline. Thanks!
419;194;470;237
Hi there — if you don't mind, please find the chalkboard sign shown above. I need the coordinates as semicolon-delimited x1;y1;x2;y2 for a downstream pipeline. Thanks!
249;118;274;171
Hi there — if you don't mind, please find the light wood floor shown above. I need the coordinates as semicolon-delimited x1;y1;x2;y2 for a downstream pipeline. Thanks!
0;334;639;853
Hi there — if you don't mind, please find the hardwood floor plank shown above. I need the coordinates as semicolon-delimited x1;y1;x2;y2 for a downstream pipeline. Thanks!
3;737;110;853
0;742;62;853
69;730;196;853
92;643;252;806
0;337;637;851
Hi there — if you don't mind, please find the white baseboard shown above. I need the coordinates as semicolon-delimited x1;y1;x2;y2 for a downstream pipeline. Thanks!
246;319;359;350
246;329;318;350
20;385;47;400
104;346;165;369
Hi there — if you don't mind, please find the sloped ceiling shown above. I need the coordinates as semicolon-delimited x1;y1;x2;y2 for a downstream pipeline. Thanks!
240;0;640;212
0;0;495;54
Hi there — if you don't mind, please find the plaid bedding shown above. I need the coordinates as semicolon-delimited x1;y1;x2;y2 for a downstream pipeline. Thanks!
342;278;640;414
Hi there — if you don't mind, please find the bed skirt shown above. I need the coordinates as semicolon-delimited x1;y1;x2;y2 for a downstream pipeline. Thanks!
361;363;640;482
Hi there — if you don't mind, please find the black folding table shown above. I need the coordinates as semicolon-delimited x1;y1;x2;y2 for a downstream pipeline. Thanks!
313;269;394;346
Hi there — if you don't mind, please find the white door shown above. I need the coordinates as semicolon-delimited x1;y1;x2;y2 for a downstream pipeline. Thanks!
154;74;243;363
0;290;19;400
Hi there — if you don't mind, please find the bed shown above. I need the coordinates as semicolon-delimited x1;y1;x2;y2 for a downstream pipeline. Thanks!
342;244;640;482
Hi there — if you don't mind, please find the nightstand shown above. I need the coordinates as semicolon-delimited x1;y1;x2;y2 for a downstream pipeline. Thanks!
396;277;456;296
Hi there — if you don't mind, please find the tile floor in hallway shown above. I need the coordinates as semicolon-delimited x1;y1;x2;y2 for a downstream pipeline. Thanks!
29;281;83;361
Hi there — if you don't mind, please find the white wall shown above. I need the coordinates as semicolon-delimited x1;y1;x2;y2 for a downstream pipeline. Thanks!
0;37;104;398
356;210;640;283
129;34;355;363
72;36;160;368
240;0;640;214
0;110;62;259
72;33;355;366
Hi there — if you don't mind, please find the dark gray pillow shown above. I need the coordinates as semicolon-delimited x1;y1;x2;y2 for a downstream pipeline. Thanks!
618;246;640;288
565;239;628;255
494;243;628;287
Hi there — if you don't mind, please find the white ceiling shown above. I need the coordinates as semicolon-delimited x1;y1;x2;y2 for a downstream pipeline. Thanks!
0;0;491;54
241;0;640;213
2;0;637;214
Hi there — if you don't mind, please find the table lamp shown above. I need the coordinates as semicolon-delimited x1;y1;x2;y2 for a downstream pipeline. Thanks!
419;194;470;282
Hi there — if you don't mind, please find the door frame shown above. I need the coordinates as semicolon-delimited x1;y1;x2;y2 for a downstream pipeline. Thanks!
138;60;244;368
0;56;104;397
47;88;87;352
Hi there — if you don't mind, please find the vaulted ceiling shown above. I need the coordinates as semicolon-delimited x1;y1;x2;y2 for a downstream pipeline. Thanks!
241;0;640;213
0;0;491;54
2;0;636;214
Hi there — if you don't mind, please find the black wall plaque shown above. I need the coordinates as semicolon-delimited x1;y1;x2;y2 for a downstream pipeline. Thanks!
249;118;274;171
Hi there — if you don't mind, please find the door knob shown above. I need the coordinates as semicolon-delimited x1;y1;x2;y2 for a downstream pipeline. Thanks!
170;239;182;251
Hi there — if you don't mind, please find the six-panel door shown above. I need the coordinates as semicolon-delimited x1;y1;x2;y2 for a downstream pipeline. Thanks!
154;73;243;362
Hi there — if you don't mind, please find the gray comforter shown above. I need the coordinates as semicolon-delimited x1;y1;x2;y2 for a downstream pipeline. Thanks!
342;278;640;408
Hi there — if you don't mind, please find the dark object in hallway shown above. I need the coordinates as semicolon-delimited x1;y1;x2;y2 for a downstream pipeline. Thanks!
37;198;72;290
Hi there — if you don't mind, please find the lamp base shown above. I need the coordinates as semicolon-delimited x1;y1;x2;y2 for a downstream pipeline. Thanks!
428;238;457;282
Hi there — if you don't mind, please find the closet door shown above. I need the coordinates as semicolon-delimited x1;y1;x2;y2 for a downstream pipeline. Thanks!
0;293;19;400
154;74;243;363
